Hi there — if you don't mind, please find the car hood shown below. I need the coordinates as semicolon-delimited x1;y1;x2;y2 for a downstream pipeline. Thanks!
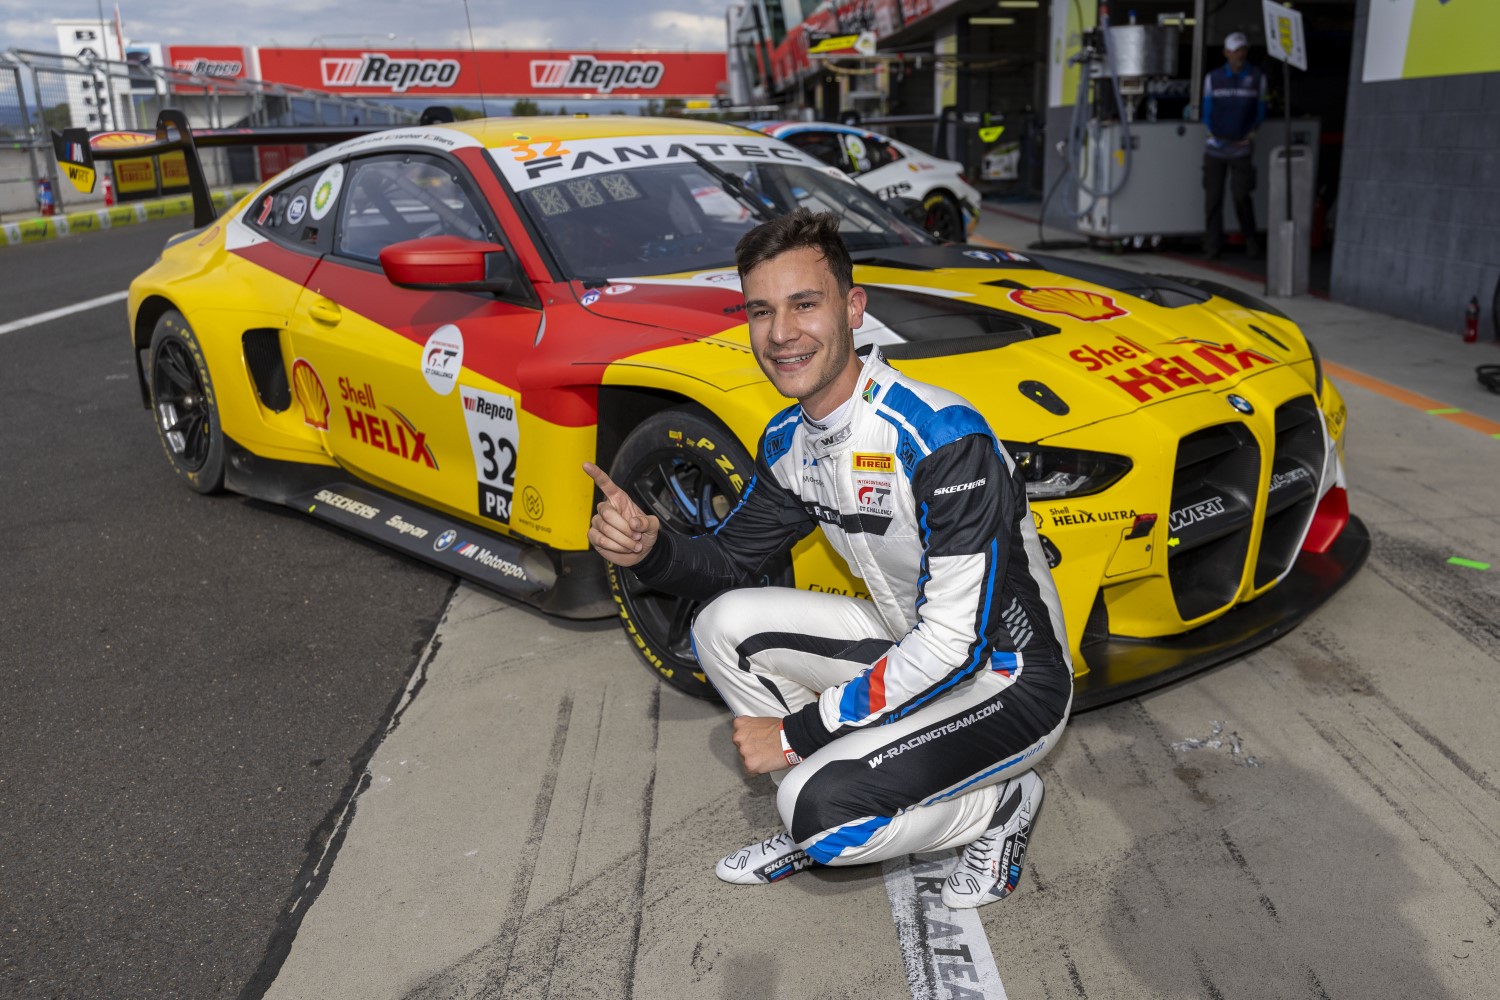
580;245;1309;441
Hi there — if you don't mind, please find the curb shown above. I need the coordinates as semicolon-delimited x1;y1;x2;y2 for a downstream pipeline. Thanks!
2;188;254;248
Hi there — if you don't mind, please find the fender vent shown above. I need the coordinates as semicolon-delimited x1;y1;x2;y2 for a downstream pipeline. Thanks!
243;328;290;412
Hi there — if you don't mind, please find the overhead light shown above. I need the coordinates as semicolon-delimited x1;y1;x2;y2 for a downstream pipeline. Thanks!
971;16;1018;25
998;1;1040;7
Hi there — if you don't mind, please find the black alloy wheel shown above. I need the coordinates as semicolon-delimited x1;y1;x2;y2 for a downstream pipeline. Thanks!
607;408;792;700
148;310;226;494
922;193;965;243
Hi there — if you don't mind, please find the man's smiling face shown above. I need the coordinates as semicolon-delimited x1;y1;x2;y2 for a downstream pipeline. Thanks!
742;246;866;420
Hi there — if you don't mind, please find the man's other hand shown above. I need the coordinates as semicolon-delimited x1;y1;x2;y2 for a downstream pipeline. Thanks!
733;716;791;775
583;462;661;567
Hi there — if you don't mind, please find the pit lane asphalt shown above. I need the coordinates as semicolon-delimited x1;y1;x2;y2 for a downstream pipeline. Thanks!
0;221;454;998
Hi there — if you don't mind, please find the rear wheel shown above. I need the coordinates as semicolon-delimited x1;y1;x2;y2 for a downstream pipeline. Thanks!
922;193;965;242
607;408;792;700
147;310;225;494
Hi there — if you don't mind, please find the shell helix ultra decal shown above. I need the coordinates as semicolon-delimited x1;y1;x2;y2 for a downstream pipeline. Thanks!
310;162;345;221
460;386;520;524
421;324;464;395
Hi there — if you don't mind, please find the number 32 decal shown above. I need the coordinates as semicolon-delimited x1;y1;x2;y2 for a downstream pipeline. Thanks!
460;387;520;524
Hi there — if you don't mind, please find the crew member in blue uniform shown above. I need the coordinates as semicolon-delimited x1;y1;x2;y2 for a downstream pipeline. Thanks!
1202;31;1267;258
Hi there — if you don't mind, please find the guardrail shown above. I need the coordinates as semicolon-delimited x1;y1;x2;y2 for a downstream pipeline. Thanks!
0;48;419;217
2;186;254;247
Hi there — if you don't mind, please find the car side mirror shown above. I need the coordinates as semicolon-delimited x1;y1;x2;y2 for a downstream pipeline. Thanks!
379;235;523;296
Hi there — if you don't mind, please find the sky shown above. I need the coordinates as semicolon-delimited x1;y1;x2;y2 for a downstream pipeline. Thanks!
0;0;730;55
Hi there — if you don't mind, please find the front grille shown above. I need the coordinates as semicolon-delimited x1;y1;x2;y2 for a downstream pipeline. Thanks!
1167;424;1261;620
1253;396;1325;587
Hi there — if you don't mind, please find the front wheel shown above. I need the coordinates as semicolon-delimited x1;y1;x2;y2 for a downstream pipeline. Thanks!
921;193;965;242
147;310;225;494
607;408;792;701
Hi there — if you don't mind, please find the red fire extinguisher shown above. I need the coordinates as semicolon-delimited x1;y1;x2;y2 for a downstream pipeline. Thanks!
103;174;115;207
38;177;55;217
1464;295;1480;343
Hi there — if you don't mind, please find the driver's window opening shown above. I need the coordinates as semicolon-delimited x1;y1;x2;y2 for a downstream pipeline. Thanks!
338;157;491;264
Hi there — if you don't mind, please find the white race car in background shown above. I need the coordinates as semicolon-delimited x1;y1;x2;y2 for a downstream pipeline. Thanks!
747;121;981;242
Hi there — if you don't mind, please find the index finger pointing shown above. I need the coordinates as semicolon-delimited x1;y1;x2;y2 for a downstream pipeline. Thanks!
582;461;624;499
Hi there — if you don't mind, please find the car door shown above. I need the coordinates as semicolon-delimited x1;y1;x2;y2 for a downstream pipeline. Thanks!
285;150;543;533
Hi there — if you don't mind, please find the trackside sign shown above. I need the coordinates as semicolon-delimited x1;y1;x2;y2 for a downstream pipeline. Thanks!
257;48;724;98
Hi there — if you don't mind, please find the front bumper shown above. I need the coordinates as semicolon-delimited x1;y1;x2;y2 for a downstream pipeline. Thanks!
1071;513;1369;710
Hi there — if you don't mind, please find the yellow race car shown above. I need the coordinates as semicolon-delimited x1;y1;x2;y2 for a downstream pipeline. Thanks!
59;112;1366;708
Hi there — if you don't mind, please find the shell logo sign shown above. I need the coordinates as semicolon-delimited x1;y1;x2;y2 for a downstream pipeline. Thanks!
292;358;330;430
1008;286;1128;323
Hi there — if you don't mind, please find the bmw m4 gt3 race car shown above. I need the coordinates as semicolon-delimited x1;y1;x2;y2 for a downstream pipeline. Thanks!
60;112;1367;708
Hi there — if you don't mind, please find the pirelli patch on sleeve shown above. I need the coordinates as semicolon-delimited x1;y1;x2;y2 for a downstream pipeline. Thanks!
853;452;895;472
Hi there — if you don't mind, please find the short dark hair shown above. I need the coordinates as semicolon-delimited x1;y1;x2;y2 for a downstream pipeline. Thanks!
735;208;854;293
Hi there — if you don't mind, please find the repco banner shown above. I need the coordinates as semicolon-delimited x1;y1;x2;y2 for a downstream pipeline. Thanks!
255;48;725;98
165;45;249;94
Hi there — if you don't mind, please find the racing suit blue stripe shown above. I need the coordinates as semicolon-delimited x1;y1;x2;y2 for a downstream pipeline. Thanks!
805;813;893;864
891;536;1000;720
913;501;932;613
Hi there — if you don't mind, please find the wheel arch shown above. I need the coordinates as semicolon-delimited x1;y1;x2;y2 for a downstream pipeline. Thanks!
132;294;179;407
595;385;743;476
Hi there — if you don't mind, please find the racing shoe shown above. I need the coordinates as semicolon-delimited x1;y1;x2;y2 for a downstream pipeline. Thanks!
715;830;815;885
941;771;1044;909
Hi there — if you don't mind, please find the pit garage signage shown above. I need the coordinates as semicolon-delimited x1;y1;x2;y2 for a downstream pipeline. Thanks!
255;48;726;98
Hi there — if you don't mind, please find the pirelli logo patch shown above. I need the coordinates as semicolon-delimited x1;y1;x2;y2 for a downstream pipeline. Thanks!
853;452;895;473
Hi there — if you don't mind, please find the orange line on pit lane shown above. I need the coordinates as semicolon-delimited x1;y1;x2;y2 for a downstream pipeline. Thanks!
1323;361;1500;439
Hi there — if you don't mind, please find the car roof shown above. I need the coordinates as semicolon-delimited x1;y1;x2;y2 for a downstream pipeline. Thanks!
442;115;762;148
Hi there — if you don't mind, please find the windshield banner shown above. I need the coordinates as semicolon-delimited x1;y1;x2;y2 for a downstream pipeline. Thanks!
488;133;821;191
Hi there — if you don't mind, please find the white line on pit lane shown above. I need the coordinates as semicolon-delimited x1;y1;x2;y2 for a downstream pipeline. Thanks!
0;291;129;337
884;852;1009;999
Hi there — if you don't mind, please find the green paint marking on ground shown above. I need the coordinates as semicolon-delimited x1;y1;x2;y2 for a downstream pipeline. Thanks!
1426;407;1463;415
1447;557;1491;571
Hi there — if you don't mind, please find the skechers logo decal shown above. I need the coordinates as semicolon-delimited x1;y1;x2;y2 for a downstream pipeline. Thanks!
932;478;985;495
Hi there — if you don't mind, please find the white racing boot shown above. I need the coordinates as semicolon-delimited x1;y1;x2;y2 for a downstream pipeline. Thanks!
715;830;815;885
941;770;1044;909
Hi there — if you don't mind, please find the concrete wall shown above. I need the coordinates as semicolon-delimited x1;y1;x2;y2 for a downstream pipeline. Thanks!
1331;0;1500;334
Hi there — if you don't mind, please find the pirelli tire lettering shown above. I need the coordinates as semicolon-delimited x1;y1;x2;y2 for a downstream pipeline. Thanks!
605;408;782;700
147;310;226;495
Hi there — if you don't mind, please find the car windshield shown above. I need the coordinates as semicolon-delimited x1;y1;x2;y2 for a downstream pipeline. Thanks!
509;156;933;279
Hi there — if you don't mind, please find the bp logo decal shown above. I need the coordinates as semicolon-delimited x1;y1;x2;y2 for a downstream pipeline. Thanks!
310;163;345;221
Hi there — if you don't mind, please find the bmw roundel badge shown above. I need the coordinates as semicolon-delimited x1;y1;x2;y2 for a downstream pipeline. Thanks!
433;529;457;552
1227;394;1254;415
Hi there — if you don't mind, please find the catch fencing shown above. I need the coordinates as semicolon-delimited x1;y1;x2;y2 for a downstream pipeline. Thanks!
0;49;421;217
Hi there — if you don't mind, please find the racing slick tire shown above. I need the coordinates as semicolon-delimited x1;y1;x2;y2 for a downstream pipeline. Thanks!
922;193;965;243
608;407;793;701
147;310;226;495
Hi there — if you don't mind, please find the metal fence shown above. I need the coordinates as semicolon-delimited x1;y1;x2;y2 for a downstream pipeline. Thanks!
0;49;421;216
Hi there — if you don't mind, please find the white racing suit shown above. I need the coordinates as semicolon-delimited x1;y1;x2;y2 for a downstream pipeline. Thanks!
631;347;1072;866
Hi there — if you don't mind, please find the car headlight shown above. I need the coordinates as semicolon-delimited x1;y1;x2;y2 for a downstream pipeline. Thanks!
1001;442;1133;500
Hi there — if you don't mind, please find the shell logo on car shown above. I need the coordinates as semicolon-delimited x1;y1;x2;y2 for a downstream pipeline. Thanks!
291;359;329;430
1009;286;1128;323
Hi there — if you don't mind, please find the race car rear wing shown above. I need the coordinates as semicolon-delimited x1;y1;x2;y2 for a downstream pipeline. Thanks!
52;108;455;228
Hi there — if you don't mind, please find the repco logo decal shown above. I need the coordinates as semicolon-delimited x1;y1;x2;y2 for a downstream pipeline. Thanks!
530;56;664;94
322;53;460;93
174;59;243;77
